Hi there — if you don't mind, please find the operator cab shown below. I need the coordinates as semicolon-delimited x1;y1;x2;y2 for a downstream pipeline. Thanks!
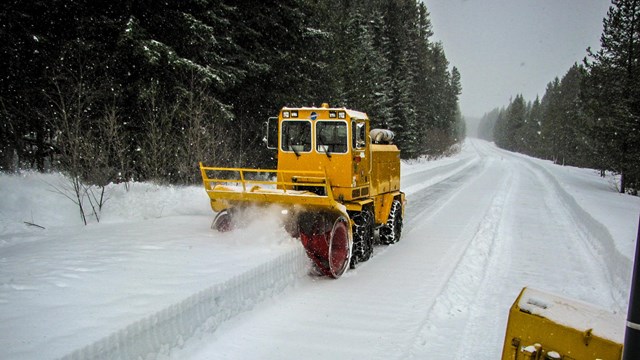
265;103;366;159
264;103;371;199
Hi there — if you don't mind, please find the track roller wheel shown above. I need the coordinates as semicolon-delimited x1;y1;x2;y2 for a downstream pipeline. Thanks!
212;208;234;232
299;212;352;278
379;199;403;245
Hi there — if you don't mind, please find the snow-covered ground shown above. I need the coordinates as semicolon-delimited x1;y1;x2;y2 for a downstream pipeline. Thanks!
1;139;639;359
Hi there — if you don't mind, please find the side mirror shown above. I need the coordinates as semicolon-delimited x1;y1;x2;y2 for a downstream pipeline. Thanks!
265;117;278;149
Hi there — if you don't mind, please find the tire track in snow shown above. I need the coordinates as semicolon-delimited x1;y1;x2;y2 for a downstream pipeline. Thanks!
402;139;490;228
402;155;478;196
483;141;630;310
403;159;514;359
404;159;484;227
442;140;625;359
365;151;484;265
452;161;609;359
406;139;626;359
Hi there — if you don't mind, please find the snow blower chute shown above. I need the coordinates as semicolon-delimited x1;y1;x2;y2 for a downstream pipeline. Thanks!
199;104;405;278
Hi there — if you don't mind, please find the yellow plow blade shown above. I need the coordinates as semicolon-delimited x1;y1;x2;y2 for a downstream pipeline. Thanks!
199;163;344;213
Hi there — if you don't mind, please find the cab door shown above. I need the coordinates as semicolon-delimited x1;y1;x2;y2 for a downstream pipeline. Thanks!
352;119;370;190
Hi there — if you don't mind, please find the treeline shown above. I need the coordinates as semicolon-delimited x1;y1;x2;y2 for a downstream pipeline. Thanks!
0;0;463;185
479;0;639;194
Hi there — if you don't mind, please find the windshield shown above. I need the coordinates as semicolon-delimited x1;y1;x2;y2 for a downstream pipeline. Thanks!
281;120;311;153
316;121;348;154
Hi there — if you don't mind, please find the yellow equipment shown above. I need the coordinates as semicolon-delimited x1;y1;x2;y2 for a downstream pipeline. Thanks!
199;103;405;278
502;287;624;360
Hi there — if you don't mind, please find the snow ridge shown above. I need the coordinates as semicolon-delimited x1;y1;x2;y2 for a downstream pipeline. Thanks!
478;143;631;310
519;157;632;310
59;246;308;360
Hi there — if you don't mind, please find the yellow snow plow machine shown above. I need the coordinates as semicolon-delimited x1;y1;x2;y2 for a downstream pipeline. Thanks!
199;103;405;278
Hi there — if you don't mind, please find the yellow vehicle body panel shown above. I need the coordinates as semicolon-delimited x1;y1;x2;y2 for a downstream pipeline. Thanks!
370;144;401;196
501;287;624;360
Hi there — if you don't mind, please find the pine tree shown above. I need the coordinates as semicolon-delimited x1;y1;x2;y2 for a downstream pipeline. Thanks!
366;8;393;128
583;0;640;193
556;64;589;167
525;97;543;157
224;0;328;167
506;95;527;152
493;95;527;152
493;108;508;148
380;0;415;157
540;78;562;162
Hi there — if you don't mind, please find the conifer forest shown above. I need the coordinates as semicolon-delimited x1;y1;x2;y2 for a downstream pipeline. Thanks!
478;0;639;194
0;0;464;185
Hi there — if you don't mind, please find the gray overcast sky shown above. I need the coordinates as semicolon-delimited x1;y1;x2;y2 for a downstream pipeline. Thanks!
423;0;611;118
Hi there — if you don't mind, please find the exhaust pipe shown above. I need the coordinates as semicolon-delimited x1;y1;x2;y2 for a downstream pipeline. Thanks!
623;215;640;359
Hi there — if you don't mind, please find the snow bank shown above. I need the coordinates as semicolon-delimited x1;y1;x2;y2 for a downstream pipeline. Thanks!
519;156;634;308
60;247;308;360
98;181;210;223
0;171;307;359
0;172;210;239
0;172;82;235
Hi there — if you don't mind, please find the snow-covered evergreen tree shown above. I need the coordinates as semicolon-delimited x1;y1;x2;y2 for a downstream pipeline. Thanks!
583;0;640;193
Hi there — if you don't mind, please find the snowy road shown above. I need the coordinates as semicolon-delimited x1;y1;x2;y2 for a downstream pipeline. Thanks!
1;139;637;359
177;139;633;359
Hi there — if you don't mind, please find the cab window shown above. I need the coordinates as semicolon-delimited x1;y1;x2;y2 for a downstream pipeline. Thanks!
352;121;366;150
316;121;348;154
281;120;311;152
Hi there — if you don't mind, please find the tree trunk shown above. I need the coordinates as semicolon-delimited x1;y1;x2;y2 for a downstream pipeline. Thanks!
0;145;14;172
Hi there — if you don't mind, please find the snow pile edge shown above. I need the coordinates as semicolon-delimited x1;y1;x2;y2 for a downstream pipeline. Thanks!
59;246;308;360
523;158;632;309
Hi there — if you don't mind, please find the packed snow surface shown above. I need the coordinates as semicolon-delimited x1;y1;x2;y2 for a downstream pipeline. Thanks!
1;139;639;359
